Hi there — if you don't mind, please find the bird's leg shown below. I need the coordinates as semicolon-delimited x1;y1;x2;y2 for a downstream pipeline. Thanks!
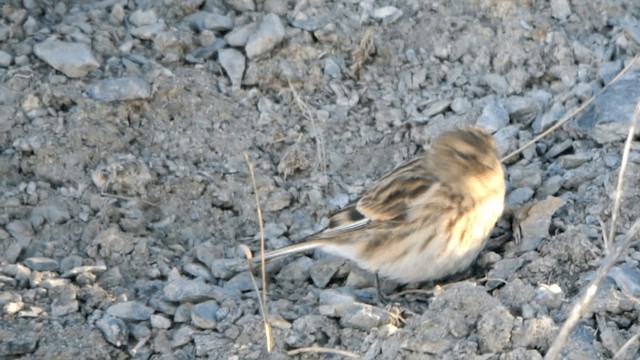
375;273;390;304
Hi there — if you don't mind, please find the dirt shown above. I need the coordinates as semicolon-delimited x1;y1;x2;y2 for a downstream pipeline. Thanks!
1;0;640;359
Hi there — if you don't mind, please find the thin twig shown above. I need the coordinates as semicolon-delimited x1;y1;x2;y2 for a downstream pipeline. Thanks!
501;54;640;163
243;152;273;352
544;101;640;360
287;346;361;358
614;330;640;359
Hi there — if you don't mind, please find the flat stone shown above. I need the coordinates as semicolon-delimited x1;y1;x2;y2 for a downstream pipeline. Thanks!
225;0;255;11
0;333;38;356
245;13;286;59
276;257;313;282
87;77;151;102
422;100;451;118
218;48;245;90
503;96;543;125
484;73;509;95
371;6;403;24
130;22;165;40
24;257;59;272
129;9;157;27
339;304;391;331
477;102;509;133
61;265;107;278
0;50;12;67
150;314;172;329
163;278;218;302
573;74;640;143
33;40;99;78
191;300;219;329
107;301;154;320
186;12;234;32
507;187;534;207
487;258;525;289
97;313;129;347
516;196;566;252
608;265;640;297
225;23;257;47
551;0;571;20
309;257;343;288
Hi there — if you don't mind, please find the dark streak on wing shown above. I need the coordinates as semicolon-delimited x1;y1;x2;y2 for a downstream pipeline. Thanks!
358;156;434;221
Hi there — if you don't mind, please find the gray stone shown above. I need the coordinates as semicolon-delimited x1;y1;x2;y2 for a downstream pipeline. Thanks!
516;197;566;252
598;61;623;84
151;314;172;329
61;265;107;278
339;304;391;331
0;50;11;67
487;258;525;289
130;22;165;40
51;285;79;316
276;257;313;282
174;303;192;323
0;333;38;356
186;12;234;32
191;300;219;329
532;102;564;134
508;165;543;189
209;258;246;279
163;278;218;302
0;291;21;306
30;202;71;226
224;0;255;12
97;313;129;347
193;334;230;357
550;0;571;20
218;48;245;90
6;220;35;246
503;96;543;124
224;23;257;47
536;175;563;199
107;301;154;320
491;124;521;155
534;284;564;309
450;97;471;114
172;325;195;347
24;257;59;272
223;272;254;292
477;102;509;132
506;187;534;207
109;3;125;24
183;263;212;281
483;73;509;95
3;264;31;282
573;74;640;143
87;77;151;102
129;9;157;27
59;255;83;273
562;167;597;189
4;242;22;263
371;6;403;24
545;138;573;158
422;100;451;118
608;265;640;297
33;40;99;78
309;257;343;288
245;13;285;59
477;306;514;352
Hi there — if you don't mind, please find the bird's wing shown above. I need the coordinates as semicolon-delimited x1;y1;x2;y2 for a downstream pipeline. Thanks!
314;155;435;239
357;155;434;221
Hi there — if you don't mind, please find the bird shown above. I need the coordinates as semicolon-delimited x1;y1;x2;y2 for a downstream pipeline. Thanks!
254;127;506;288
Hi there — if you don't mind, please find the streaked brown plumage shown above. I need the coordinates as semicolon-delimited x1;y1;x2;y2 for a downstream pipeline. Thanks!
259;127;506;284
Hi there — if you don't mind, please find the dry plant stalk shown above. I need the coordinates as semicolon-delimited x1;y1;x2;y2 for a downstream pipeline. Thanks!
287;79;327;172
243;152;273;352
287;346;360;358
350;27;376;76
544;101;640;360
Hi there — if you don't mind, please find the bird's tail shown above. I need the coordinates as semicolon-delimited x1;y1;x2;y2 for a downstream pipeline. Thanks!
250;240;325;265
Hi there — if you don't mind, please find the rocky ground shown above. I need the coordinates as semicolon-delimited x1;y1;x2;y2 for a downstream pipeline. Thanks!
1;0;640;359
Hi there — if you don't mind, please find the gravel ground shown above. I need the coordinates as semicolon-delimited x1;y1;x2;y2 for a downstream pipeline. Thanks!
2;0;640;359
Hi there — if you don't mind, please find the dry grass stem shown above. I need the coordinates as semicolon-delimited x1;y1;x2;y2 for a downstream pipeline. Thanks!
544;100;640;360
287;80;327;172
501;54;640;163
350;28;376;76
287;346;361;358
243;152;273;352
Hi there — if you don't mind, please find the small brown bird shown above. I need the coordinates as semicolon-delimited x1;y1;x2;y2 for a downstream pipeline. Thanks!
258;127;506;285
